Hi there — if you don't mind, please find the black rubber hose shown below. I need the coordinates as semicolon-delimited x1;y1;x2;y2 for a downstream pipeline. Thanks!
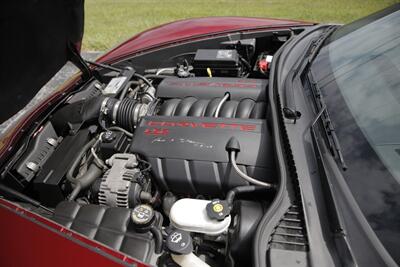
66;138;97;183
81;96;109;122
66;137;104;201
68;183;82;201
139;191;153;202
54;95;142;133
149;226;163;254
68;163;103;201
226;185;270;207
51;96;109;134
116;98;139;132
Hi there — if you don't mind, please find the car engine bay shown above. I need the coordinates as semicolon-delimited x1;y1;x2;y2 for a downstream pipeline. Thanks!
1;33;290;267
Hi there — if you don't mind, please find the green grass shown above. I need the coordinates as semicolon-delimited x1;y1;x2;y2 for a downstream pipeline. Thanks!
83;0;398;51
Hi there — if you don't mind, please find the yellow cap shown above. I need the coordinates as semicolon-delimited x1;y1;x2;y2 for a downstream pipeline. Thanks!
213;203;224;213
206;68;212;77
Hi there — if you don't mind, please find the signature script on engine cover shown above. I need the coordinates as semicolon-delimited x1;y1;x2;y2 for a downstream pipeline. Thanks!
151;137;213;149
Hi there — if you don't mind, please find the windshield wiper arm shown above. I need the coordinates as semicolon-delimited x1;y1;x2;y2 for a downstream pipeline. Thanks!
283;25;338;122
306;25;338;67
307;71;348;171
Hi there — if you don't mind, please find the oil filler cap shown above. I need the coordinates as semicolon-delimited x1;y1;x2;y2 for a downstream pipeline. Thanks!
101;131;117;143
206;199;230;221
166;229;193;255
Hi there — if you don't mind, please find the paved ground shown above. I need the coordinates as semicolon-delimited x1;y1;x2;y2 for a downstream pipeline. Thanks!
0;52;101;134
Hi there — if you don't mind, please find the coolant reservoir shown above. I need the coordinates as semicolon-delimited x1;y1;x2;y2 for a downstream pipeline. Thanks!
169;198;231;235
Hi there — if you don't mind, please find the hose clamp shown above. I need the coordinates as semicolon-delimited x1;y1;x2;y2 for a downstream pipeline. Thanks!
112;100;121;123
100;97;111;115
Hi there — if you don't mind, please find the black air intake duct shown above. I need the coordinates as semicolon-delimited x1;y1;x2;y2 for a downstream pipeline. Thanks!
51;96;147;134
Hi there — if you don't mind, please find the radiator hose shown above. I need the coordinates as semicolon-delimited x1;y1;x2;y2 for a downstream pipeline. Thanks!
66;138;103;200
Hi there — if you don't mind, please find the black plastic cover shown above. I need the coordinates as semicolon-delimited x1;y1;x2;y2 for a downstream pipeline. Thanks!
33;129;91;206
194;49;239;66
220;39;256;61
158;97;266;119
157;77;268;119
52;201;160;263
193;49;241;77
14;122;59;185
130;116;275;196
229;200;265;266
156;77;267;101
99;131;131;160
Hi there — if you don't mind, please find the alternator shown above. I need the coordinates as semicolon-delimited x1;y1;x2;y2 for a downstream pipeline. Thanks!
98;153;143;208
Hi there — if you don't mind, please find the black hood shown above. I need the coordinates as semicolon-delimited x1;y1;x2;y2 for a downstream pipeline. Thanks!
0;0;84;123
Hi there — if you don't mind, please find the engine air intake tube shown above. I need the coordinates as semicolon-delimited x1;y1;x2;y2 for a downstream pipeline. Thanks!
100;97;148;132
116;98;147;132
53;96;149;133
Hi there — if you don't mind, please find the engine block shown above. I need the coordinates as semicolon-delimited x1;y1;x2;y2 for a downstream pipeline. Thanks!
130;77;275;197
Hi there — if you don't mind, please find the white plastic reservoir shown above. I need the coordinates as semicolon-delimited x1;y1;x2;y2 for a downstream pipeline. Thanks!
169;198;231;236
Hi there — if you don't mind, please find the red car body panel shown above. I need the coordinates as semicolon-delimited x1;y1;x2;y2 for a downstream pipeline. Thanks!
0;17;313;161
0;198;147;267
99;16;312;63
0;17;313;266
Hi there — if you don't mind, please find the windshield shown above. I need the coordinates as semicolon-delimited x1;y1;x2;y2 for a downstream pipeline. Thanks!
311;6;400;263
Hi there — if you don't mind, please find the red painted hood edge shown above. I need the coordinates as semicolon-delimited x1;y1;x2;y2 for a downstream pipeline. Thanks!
0;17;314;161
98;16;314;63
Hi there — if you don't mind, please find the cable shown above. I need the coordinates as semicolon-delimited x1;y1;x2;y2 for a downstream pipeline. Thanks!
214;93;230;118
85;60;155;92
229;151;274;188
106;126;134;138
133;73;153;88
119;81;139;100
156;68;174;75
239;55;252;70
143;74;170;80
137;157;152;173
91;146;107;169
85;60;122;73
90;134;107;170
